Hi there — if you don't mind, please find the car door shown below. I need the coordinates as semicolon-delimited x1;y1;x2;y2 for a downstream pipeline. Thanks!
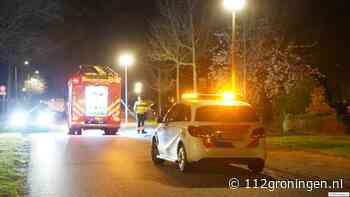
156;105;176;156
164;104;191;160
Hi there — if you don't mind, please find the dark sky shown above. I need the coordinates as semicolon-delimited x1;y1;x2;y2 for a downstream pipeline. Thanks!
1;0;349;98
0;0;158;96
65;0;157;64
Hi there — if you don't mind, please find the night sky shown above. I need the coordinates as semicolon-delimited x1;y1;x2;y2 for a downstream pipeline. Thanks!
0;0;349;98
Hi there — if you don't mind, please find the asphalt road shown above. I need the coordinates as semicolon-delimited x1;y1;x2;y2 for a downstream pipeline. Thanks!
26;127;330;197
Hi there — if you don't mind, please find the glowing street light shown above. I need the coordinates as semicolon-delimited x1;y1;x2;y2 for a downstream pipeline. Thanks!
24;61;29;65
119;53;134;67
223;0;246;94
134;82;143;95
223;0;246;11
118;53;135;126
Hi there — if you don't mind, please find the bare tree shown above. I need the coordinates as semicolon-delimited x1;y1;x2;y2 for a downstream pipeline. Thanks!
148;0;211;96
0;0;62;99
147;64;176;114
0;0;62;62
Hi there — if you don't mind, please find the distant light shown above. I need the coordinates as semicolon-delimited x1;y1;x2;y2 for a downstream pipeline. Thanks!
30;78;39;84
134;82;143;94
24;61;29;65
119;53;134;67
35;70;40;74
22;88;27;92
223;0;246;11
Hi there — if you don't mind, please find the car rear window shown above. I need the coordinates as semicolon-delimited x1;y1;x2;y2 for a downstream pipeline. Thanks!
195;105;259;123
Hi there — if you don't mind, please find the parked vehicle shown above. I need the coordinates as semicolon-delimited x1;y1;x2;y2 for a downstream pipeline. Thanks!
151;93;266;173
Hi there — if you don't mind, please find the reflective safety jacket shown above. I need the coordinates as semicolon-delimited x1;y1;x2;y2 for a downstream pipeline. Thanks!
134;101;149;114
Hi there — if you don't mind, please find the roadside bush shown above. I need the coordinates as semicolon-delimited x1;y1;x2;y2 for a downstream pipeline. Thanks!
283;113;345;135
306;86;334;114
280;84;343;135
267;78;316;133
274;78;316;116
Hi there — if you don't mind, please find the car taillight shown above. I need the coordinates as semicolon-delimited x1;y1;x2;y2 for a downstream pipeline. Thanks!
188;126;211;138
251;127;265;139
188;126;214;148
247;127;265;148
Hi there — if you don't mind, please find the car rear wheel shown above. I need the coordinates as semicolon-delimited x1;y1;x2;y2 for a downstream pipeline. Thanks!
110;129;118;135
177;145;192;172
151;139;164;165
248;159;265;173
76;129;82;135
104;129;117;135
68;128;75;135
104;129;110;135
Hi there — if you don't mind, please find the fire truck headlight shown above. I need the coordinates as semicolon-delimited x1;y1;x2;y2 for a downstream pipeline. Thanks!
112;116;120;122
9;111;28;127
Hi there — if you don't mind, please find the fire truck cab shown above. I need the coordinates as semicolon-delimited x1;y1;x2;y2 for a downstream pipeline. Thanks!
67;65;121;135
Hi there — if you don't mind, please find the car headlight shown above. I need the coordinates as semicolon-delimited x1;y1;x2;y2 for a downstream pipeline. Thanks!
37;111;54;126
9;111;28;127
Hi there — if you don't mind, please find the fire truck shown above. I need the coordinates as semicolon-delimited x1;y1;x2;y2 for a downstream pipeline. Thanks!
67;65;121;135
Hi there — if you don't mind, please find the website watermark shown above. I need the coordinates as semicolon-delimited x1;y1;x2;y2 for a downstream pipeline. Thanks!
328;192;349;197
229;178;345;192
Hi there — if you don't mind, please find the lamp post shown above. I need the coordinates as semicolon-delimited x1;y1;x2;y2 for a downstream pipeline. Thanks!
119;53;134;126
223;0;246;93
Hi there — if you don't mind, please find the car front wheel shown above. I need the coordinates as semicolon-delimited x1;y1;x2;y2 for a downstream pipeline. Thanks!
77;129;82;135
68;128;75;135
151;138;164;165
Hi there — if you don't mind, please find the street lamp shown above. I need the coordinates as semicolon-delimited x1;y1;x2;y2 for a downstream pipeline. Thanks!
134;82;142;95
223;0;245;11
24;61;29;65
118;53;135;126
223;0;246;93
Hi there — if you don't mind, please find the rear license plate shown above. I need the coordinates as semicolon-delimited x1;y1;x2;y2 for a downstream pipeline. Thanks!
86;118;105;124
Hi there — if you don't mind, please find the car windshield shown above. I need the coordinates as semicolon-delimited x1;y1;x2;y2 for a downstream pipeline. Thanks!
195;105;259;123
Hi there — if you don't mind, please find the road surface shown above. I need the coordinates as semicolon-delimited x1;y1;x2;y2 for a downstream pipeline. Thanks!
26;127;330;197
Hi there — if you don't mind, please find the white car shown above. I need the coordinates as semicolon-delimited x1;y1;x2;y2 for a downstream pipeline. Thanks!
151;96;266;173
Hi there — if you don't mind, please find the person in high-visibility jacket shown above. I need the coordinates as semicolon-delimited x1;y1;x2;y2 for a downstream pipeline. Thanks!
134;96;149;134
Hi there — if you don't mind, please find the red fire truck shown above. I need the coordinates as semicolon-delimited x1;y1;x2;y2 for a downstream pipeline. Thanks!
67;65;121;135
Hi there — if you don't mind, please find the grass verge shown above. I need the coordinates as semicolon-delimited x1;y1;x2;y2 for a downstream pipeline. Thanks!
0;135;30;196
267;136;350;159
